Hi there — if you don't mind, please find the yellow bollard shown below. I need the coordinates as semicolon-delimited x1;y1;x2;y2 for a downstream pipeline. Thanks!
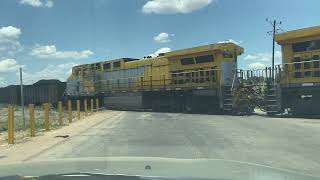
7;106;14;144
96;98;99;112
58;101;63;126
84;99;88;116
43;103;50;131
68;100;72;123
91;99;94;113
77;100;80;120
29;104;35;137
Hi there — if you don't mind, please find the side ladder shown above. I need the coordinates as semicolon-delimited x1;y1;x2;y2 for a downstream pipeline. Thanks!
222;86;233;113
265;83;282;115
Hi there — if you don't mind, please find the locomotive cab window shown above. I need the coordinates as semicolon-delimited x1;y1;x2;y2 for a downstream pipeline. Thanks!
103;63;111;70
195;54;214;64
95;63;100;70
293;57;301;62
223;52;233;58
180;57;195;65
313;55;320;60
113;61;121;68
74;68;80;76
294;63;302;70
292;39;320;52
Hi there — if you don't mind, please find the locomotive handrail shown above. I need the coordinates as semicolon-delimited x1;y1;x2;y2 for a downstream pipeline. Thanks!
96;76;142;82
231;70;237;95
171;68;220;75
282;59;320;65
280;60;320;80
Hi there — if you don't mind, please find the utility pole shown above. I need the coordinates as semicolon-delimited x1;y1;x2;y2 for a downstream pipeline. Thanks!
20;67;26;127
266;18;282;81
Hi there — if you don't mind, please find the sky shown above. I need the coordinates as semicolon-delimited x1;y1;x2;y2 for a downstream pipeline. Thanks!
0;0;319;86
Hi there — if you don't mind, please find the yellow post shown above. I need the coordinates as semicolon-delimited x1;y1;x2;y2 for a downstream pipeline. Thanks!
43;103;50;131
7;106;14;144
91;99;94;113
58;101;63;126
77;100;80;120
29;104;35;137
84;99;88;116
96;98;99;112
68;100;72;123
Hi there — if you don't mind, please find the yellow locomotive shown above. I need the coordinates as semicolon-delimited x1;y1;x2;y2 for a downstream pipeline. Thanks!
272;26;320;115
66;25;320;116
66;42;244;113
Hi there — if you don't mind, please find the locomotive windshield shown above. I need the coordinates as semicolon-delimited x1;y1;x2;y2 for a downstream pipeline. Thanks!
292;39;320;52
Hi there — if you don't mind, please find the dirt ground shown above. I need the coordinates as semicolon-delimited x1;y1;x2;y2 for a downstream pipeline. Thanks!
0;110;118;164
0;104;90;145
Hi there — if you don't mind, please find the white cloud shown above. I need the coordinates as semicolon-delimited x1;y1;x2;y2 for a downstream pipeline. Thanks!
142;0;213;14
0;59;21;73
0;26;23;55
154;32;174;43
0;26;21;43
22;62;77;84
45;0;53;7
30;44;94;59
218;39;243;45
244;51;282;62
149;47;171;57
247;62;267;70
19;0;54;8
244;51;282;69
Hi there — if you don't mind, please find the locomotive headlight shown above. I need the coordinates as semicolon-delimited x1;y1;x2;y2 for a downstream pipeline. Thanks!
301;95;312;99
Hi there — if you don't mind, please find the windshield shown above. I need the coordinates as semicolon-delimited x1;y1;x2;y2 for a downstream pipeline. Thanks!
1;0;320;179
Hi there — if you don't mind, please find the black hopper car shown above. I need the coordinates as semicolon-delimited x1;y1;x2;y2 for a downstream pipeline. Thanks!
0;80;66;106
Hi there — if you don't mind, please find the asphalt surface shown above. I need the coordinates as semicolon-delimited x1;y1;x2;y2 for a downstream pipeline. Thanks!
29;111;320;176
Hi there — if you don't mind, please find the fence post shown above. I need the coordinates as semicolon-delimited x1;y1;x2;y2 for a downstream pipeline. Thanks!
29;104;35;137
96;98;99;112
58;101;63;126
68;100;72;123
77;100;80;120
84;99;88;116
7;106;14;144
91;99;94;113
43;103;50;131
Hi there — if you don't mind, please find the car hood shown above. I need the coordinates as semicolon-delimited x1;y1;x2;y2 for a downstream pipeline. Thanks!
0;157;319;180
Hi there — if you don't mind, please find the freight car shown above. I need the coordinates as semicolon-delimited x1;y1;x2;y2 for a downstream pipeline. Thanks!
66;42;247;114
0;85;21;105
24;80;66;106
263;26;320;115
0;80;66;106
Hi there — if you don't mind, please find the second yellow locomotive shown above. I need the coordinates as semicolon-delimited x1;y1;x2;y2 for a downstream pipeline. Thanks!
66;42;244;113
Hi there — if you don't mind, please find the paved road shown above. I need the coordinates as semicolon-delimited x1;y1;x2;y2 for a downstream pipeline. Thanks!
29;111;320;176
